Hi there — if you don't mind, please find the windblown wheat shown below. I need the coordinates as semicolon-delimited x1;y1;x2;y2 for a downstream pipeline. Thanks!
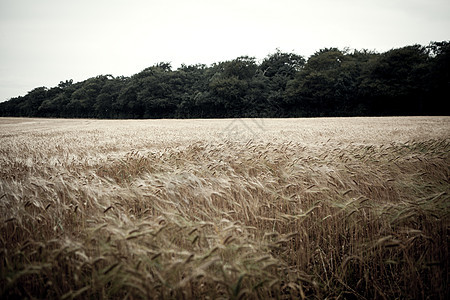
0;117;449;299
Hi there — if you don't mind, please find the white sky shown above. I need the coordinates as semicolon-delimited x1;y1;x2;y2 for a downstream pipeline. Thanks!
1;0;449;102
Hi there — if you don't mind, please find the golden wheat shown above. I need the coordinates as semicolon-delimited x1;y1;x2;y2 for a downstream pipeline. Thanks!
0;116;449;299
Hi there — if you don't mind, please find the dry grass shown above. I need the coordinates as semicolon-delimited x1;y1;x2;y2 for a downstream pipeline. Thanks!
0;116;449;299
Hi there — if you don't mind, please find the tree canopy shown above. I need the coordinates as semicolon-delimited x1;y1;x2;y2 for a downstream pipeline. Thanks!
1;42;449;118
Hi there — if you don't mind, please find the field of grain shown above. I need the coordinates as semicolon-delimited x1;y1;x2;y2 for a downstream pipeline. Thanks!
1;117;449;299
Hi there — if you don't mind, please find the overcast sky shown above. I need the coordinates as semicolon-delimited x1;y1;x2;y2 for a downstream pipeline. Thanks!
1;0;449;102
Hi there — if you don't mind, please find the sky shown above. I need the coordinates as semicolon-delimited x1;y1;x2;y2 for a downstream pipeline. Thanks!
0;0;449;102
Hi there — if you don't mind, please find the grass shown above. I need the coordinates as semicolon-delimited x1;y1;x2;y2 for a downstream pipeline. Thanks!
0;116;449;299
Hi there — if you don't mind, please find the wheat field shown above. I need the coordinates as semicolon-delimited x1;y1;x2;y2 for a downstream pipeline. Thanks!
0;117;449;299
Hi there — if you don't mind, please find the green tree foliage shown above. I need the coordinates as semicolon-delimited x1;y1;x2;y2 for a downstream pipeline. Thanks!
207;57;258;117
1;42;448;118
360;45;431;115
284;48;381;116
260;50;306;116
427;41;450;114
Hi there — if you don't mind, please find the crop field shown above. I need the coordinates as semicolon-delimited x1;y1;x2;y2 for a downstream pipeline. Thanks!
0;116;449;299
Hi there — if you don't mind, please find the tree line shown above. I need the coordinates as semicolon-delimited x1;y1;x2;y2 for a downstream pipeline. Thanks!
1;41;449;118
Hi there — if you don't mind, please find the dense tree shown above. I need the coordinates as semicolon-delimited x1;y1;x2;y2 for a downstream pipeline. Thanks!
207;57;258;117
426;41;450;114
175;64;212;118
95;76;125;118
285;48;360;116
259;50;306;116
1;42;448;118
360;45;431;115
